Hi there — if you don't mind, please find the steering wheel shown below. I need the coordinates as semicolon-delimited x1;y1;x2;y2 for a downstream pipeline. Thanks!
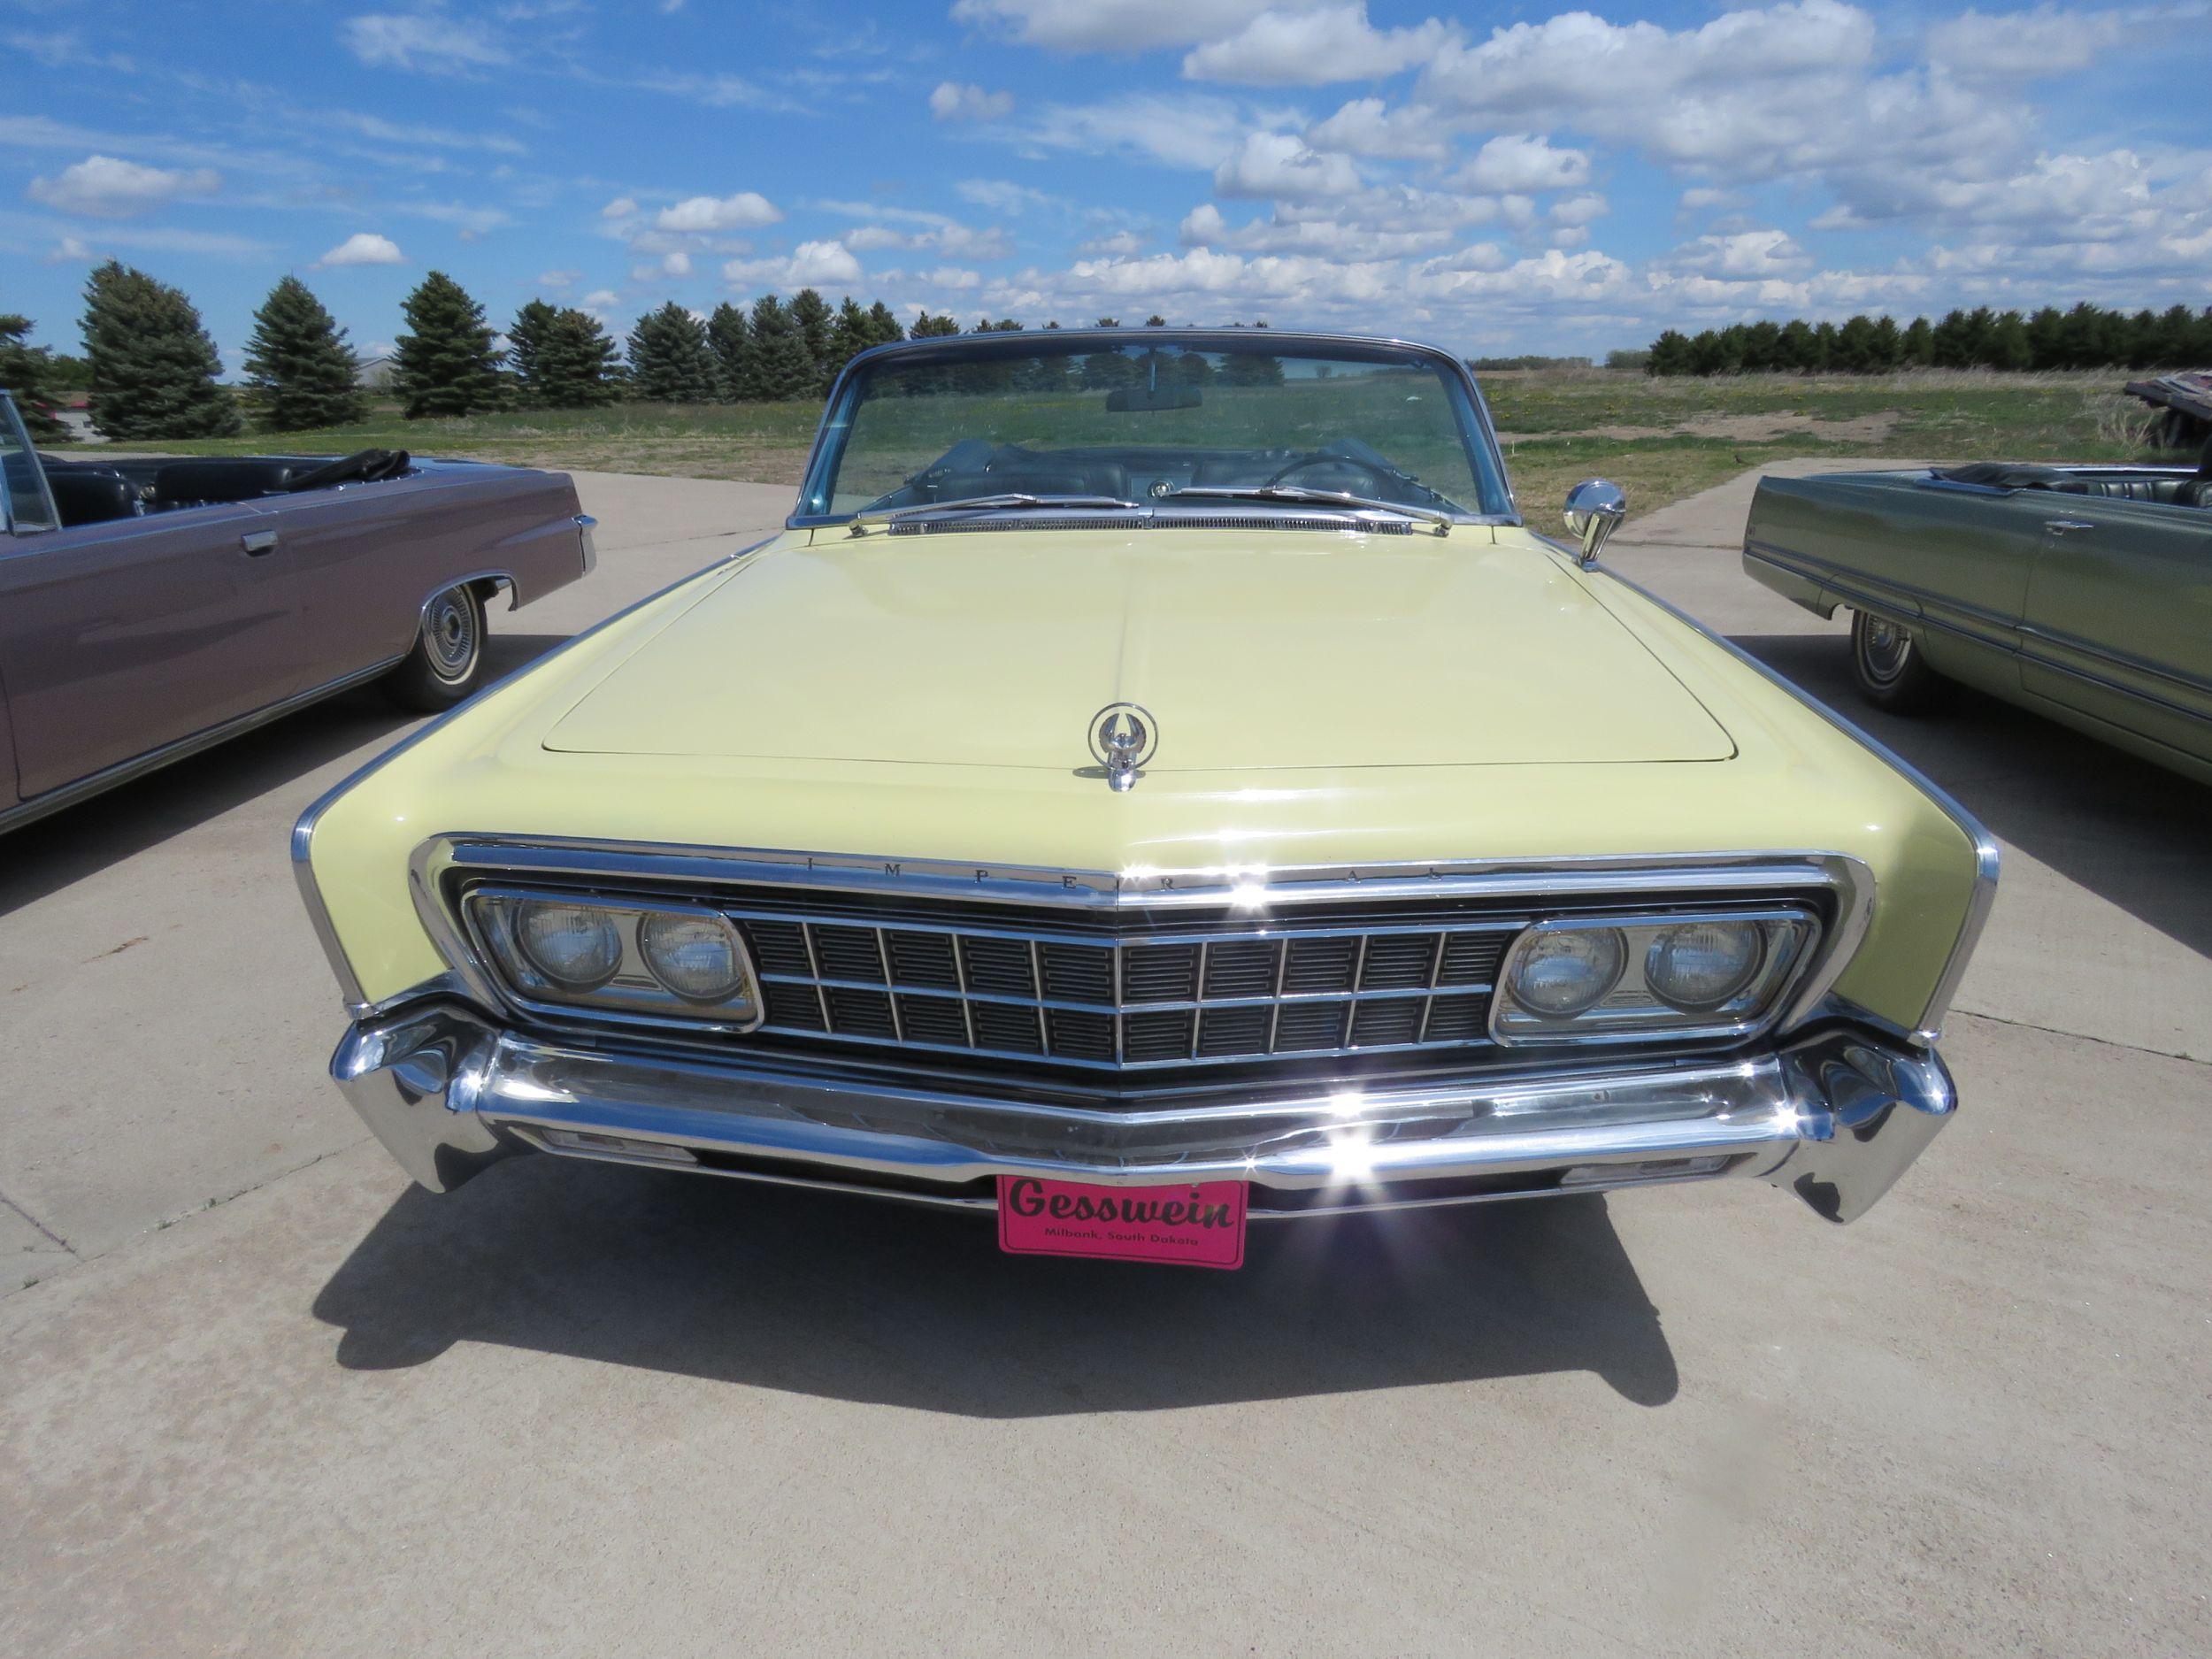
1262;452;1391;494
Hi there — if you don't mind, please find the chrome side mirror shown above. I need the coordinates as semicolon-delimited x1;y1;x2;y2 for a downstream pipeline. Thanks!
1563;479;1626;566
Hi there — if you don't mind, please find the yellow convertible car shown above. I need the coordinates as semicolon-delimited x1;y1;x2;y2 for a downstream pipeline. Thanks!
295;329;1996;1267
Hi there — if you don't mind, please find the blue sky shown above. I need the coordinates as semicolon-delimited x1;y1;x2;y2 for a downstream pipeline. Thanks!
4;0;2209;369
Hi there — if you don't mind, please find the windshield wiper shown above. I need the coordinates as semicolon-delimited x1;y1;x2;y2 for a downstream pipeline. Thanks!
1160;485;1454;535
846;492;1143;534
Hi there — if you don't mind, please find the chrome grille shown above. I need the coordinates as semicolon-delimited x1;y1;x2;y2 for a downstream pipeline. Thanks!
712;908;1510;1071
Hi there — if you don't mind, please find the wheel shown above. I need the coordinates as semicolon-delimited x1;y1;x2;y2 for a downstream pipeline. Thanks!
1849;610;1952;715
383;583;488;712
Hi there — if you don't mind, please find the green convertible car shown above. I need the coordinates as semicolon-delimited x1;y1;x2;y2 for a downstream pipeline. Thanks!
1743;449;2212;785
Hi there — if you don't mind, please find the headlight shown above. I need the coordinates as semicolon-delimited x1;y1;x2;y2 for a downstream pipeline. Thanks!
1507;926;1625;1017
1644;921;1764;1010
465;888;762;1029
1492;910;1814;1045
514;900;623;991
638;911;749;1003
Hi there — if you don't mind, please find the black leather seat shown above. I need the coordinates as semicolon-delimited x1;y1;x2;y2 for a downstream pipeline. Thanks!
150;457;305;508
43;465;141;527
2181;438;2212;509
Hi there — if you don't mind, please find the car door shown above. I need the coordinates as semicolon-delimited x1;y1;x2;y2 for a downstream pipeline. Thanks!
0;492;303;801
2019;495;2212;762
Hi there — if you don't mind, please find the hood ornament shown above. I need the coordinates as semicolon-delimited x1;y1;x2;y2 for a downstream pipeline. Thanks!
1088;703;1157;792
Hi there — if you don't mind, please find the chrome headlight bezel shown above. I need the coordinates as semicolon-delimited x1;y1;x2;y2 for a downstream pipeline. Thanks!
464;886;764;1032
1490;907;1817;1047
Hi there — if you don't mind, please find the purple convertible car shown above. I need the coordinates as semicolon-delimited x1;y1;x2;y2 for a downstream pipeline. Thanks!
0;389;595;835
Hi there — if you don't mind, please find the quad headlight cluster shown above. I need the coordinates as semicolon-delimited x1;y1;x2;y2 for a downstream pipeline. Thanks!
465;888;762;1026
1490;910;1814;1044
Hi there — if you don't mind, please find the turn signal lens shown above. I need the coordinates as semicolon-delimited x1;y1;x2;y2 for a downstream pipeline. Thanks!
637;911;749;1003
1507;926;1626;1017
1645;921;1764;1010
514;900;623;990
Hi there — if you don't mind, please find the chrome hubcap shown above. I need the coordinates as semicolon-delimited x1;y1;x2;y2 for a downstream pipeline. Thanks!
1860;617;1909;680
423;592;478;680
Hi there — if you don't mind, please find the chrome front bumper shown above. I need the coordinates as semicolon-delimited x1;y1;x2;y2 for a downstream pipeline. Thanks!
329;1005;1955;1225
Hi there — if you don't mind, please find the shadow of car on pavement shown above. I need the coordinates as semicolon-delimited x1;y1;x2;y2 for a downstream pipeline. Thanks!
311;1156;1680;1414
0;631;572;918
1734;631;2212;963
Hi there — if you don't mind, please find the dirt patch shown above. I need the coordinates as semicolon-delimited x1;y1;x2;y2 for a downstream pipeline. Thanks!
1498;411;1903;444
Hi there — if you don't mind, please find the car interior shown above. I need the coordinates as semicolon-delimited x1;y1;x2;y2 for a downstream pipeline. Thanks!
866;438;1464;516
32;449;414;530
1935;441;2212;507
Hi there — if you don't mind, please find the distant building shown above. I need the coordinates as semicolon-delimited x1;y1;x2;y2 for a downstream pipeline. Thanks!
356;356;397;391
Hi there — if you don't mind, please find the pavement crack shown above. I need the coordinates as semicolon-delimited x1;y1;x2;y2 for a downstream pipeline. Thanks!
1953;1006;2207;1067
1;1186;77;1256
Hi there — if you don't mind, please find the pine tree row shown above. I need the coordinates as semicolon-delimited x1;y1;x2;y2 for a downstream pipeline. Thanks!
1647;303;2212;377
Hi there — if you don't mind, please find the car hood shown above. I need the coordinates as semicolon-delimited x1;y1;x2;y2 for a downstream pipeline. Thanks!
543;529;1734;771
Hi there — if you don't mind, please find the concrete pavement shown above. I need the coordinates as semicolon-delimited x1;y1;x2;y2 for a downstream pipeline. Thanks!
4;466;2208;1656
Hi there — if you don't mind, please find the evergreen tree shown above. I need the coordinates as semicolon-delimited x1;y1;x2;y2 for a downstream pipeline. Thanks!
625;303;719;402
242;275;366;432
511;303;619;408
392;271;504;419
81;261;241;440
1985;311;2032;371
828;296;872;379
1832;314;1880;373
909;311;962;338
745;296;818;398
0;315;71;442
506;299;562;403
788;288;833;389
864;301;904;347
1774;319;1819;371
1144;315;1167;327
1900;317;1935;366
707;302;750;401
1645;329;1693;376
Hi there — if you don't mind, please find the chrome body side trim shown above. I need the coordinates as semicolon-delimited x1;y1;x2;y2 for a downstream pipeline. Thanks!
574;513;597;575
1;653;405;841
426;568;518;618
1602;565;1999;1043
328;1002;1955;1225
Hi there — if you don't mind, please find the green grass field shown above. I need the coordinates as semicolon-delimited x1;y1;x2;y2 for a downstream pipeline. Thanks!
127;367;2168;523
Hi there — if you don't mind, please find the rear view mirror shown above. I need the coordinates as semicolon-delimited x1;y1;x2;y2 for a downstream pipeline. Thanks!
1106;386;1202;412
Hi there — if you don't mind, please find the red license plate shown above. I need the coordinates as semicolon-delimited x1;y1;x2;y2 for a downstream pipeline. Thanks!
996;1176;1248;1269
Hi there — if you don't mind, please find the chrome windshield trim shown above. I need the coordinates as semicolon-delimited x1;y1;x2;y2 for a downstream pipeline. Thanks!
787;326;1521;530
1596;565;1997;1043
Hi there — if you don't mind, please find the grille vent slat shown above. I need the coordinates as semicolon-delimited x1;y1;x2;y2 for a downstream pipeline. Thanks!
518;886;1594;1071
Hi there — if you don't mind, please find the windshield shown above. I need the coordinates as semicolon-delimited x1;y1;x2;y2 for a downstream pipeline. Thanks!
798;334;1513;524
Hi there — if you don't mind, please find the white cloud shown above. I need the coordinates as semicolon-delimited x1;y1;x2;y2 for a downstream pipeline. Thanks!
1182;4;1455;86
655;192;782;232
601;196;639;219
1021;93;1253;170
1925;5;2128;83
538;268;579;288
1660;228;1815;279
930;81;1015;121
1077;228;1149;257
1419;0;2015;192
1549;193;1609;228
956;178;1067;214
342;12;507;70
1214;130;1362;200
317;231;405;266
27;154;220;217
950;0;1315;52
721;238;864;290
1306;98;1449;162
1451;134;1591;195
